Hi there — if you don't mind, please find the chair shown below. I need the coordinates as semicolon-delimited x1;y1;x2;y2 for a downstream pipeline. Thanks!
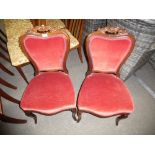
77;27;135;125
19;26;76;123
67;19;84;63
61;19;70;28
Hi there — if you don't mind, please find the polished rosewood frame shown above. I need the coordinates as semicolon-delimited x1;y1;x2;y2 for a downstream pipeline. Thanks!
77;27;136;125
19;27;77;123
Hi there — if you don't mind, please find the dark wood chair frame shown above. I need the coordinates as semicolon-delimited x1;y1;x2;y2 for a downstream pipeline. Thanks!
76;27;136;125
19;27;77;123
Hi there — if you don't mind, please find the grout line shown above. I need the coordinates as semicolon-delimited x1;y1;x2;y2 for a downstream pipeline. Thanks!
134;74;155;99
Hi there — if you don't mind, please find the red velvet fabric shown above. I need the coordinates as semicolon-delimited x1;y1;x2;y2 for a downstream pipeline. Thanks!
20;72;75;114
88;35;132;73
78;73;134;116
23;34;67;72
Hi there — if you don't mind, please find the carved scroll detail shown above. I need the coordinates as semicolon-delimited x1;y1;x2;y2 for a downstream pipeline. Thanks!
27;25;57;35
98;26;128;35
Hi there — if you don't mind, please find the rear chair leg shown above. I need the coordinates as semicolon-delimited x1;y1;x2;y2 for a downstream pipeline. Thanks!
116;114;129;126
25;112;37;124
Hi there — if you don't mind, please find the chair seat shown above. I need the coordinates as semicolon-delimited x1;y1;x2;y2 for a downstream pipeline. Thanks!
78;73;134;117
20;72;75;114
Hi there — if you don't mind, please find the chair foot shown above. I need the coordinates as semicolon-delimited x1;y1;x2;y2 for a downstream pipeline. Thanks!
71;109;77;121
77;111;82;123
25;112;37;124
116;114;129;126
0;114;27;124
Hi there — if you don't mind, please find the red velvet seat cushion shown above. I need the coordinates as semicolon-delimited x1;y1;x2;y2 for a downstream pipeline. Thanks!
20;72;75;114
22;34;67;72
78;73;134;116
88;35;133;74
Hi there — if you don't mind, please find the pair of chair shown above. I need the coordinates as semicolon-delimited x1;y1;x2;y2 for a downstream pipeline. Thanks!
19;26;135;125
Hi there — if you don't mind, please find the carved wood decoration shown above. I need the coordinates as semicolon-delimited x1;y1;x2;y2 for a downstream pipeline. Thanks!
98;26;128;35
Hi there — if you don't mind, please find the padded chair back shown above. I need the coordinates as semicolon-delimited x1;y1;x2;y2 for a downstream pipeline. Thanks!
86;27;135;75
20;31;70;73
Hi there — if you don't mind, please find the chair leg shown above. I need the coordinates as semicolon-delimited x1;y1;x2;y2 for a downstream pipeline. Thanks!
71;109;78;121
0;78;17;89
0;63;14;76
77;46;83;63
25;112;37;124
0;89;20;104
16;66;29;84
77;110;82;123
116;114;129;126
0;114;27;124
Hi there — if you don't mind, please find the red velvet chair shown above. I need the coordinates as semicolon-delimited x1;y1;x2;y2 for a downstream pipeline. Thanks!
19;26;76;123
77;27;135;125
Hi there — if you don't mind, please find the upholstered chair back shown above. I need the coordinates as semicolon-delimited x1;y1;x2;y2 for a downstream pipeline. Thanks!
86;28;135;75
21;32;69;73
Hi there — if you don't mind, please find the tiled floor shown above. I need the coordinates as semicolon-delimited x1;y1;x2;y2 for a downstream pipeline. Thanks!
1;47;155;134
